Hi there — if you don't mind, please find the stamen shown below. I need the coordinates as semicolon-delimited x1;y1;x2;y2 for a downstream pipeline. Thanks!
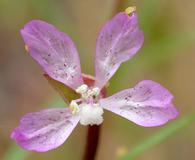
125;6;136;15
75;85;103;125
69;101;79;115
92;87;100;96
87;87;100;97
25;45;29;52
76;84;88;94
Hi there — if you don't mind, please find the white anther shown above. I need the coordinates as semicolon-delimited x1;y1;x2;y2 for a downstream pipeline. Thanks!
79;103;104;125
86;89;93;97
76;84;88;94
92;87;100;96
87;87;100;97
69;101;79;115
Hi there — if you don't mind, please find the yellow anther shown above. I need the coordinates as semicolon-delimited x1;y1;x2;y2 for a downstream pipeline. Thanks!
70;107;78;115
24;45;29;52
125;6;136;15
70;106;78;115
69;101;79;115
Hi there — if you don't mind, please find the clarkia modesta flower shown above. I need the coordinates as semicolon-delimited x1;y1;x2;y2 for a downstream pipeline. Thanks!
11;7;178;152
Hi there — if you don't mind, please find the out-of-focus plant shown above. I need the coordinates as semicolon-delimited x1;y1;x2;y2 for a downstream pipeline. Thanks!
120;113;195;160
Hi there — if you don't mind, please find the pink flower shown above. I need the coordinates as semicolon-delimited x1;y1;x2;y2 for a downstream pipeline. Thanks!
11;8;178;152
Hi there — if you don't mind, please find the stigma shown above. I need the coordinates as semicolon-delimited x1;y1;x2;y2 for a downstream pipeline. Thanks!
79;103;104;125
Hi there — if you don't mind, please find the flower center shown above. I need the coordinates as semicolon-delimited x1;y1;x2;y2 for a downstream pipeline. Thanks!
79;103;103;125
69;84;104;126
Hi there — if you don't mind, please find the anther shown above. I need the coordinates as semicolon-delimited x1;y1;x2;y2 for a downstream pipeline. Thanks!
76;84;88;94
87;87;100;97
125;6;136;15
25;45;29;52
69;101;79;115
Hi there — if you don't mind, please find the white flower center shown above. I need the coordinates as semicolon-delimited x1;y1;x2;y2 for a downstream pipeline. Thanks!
70;84;104;125
79;103;103;126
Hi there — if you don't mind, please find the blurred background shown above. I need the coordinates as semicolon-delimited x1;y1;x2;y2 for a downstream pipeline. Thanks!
0;0;195;160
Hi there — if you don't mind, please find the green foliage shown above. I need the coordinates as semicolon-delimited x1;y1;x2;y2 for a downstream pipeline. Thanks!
120;114;195;160
2;144;29;160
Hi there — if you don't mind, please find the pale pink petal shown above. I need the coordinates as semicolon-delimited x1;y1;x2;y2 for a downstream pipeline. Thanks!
21;20;83;90
95;12;144;89
11;108;79;152
100;80;178;127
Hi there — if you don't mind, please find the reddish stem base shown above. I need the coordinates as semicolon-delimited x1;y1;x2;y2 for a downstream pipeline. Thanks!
82;125;101;160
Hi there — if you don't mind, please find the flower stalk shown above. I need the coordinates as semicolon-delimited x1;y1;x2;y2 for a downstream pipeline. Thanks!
83;125;101;160
82;77;106;160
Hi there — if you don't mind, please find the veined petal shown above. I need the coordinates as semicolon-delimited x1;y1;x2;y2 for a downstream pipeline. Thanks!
95;12;144;89
100;80;178;127
11;108;79;152
21;20;83;90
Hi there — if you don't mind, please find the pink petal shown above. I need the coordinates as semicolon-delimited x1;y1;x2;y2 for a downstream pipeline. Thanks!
100;80;178;127
11;108;79;152
21;20;83;90
95;12;144;89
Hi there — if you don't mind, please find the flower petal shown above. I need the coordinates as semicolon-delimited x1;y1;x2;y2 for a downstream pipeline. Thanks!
11;108;79;152
95;12;144;89
100;80;178;127
21;20;83;90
